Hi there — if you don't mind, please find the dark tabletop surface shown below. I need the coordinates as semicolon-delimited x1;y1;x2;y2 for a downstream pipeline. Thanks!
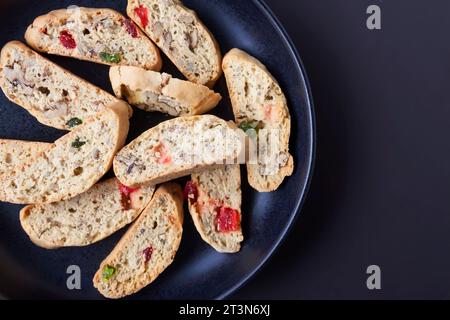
232;0;450;299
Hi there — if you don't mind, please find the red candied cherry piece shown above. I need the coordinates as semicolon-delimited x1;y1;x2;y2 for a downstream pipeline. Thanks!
153;143;172;165
118;182;139;210
134;4;149;29
59;30;76;49
123;19;139;38
183;181;198;203
216;207;240;233
143;246;153;263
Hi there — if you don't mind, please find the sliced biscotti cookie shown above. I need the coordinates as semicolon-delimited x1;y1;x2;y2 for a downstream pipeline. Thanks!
0;41;132;130
20;178;155;249
187;165;243;253
223;48;294;192
127;0;222;87
93;183;183;299
110;66;221;116
0;101;129;204
114;115;244;187
25;7;161;70
0;139;51;175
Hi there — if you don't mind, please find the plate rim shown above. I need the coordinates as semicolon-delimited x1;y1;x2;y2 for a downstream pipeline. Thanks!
215;0;316;300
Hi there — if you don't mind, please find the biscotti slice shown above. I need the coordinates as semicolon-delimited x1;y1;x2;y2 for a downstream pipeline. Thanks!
187;165;243;253
0;139;51;175
20;178;155;249
110;66;221;116
25;7;161;71
93;183;183;299
0;41;131;130
127;0;221;87
223;48;294;192
114;115;244;187
0;101;129;204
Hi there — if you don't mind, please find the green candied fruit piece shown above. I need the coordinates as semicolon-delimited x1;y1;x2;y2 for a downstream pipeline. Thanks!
71;137;86;149
239;121;261;134
66;117;83;128
99;52;121;63
102;265;116;282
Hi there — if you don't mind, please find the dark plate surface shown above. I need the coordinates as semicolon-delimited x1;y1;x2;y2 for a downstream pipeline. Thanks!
0;0;314;299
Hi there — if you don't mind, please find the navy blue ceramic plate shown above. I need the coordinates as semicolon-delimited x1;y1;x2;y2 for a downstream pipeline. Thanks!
0;0;314;299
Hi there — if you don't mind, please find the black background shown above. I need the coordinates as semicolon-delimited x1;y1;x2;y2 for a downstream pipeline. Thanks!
233;0;450;299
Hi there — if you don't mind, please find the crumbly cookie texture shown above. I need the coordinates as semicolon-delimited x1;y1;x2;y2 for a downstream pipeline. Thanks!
110;66;221;116
0;41;131;130
93;183;183;299
188;165;243;253
114;115;244;187
0;101;129;204
25;7;161;70
0;139;50;175
127;0;222;87
223;48;294;192
20;178;155;249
